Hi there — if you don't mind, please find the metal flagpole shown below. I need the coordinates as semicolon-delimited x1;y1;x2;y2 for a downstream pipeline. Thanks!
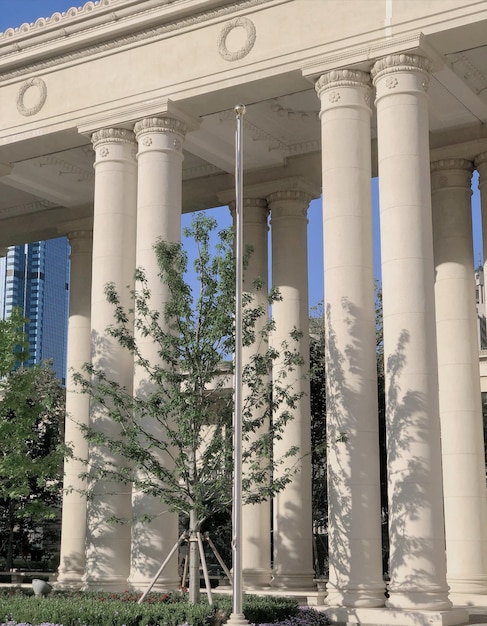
227;104;249;626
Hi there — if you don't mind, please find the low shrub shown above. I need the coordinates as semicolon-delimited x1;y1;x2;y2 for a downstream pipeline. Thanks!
0;590;321;626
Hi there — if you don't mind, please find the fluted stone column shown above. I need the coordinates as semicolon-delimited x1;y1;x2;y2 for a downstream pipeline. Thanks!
315;69;384;607
477;154;487;306
269;189;314;589
372;54;451;610
128;116;186;591
431;158;487;597
237;197;272;589
84;129;137;590
57;230;92;588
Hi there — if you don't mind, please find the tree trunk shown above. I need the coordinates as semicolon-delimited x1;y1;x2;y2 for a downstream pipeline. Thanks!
188;510;201;604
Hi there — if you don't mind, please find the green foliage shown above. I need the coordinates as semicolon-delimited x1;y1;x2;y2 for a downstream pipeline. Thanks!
74;214;304;531
0;363;67;517
0;590;300;626
0;307;29;376
0;308;67;569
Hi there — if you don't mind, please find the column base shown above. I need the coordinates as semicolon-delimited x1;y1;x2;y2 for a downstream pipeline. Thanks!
243;568;272;589
82;574;129;592
386;590;452;611
327;582;386;608
448;576;487;596
324;607;468;626
55;568;85;590
128;576;180;594
272;571;316;590
449;591;487;607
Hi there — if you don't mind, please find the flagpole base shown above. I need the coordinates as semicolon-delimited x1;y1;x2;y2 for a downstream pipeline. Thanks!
226;613;250;626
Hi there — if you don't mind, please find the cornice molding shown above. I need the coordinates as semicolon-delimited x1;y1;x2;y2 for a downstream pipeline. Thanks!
302;32;443;81
218;109;291;154
0;0;270;83
39;154;94;181
0;0;114;40
183;163;222;180
0;199;57;220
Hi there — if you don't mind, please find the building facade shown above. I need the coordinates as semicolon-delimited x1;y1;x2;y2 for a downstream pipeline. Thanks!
1;1;487;625
1;238;69;383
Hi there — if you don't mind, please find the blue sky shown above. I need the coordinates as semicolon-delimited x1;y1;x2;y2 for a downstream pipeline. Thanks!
0;1;483;309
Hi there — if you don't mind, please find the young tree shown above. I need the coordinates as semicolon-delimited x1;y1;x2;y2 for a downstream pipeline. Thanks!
75;214;304;603
0;309;67;571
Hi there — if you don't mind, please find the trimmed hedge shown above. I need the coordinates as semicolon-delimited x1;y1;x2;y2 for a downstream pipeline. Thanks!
0;590;303;626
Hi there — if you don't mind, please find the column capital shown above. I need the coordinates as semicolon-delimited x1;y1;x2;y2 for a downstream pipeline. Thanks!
372;53;433;79
372;53;432;96
316;68;371;92
431;159;474;192
475;152;487;170
67;230;93;255
315;68;372;114
229;196;269;221
91;128;136;150
134;116;187;139
267;189;313;212
134;116;186;158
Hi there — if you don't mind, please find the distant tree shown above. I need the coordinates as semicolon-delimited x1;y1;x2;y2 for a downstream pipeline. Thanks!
309;304;327;575
75;214;304;603
0;309;67;570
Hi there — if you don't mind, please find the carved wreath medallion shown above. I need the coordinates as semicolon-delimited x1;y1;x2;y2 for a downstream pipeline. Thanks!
17;77;47;116
218;17;256;62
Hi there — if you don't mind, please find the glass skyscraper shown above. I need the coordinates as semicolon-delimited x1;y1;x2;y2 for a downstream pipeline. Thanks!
0;237;70;385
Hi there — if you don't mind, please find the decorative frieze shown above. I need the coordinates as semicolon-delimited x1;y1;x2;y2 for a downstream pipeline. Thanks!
0;0;268;82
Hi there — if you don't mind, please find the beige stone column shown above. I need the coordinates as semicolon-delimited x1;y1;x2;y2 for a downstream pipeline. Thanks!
431;158;487;598
315;69;384;607
128;116;186;591
269;189;314;589
372;54;451;610
238;197;272;589
84;129;137;590
57;230;92;588
477;153;487;304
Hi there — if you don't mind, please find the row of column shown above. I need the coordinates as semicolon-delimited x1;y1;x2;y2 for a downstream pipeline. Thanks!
316;54;487;612
57;52;487;612
57;118;317;590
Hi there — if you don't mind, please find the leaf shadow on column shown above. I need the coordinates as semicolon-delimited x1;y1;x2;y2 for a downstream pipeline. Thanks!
325;298;385;601
76;328;133;584
384;328;439;601
126;374;179;586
